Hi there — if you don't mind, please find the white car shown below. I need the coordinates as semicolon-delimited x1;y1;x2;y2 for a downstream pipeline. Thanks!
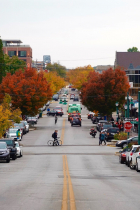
21;121;29;133
60;97;68;102
7;128;22;141
136;156;140;172
126;145;139;167
130;146;140;169
15;141;23;157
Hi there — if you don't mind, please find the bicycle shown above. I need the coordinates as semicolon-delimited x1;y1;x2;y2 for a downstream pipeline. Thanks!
47;137;62;146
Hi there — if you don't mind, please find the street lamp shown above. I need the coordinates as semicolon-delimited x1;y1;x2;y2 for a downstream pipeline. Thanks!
124;104;127;118
115;102;119;122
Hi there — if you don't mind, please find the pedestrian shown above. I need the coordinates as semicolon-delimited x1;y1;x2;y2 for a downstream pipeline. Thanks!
100;132;106;145
47;107;50;112
99;132;101;145
16;129;21;140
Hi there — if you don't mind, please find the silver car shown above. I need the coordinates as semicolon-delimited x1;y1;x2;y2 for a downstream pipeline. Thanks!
7;128;22;141
15;141;23;157
21;121;29;133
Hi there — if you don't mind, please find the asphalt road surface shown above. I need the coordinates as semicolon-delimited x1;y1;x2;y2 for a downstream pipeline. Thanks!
1;89;140;210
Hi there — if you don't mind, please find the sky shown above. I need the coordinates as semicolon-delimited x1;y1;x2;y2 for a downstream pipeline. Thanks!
1;0;140;69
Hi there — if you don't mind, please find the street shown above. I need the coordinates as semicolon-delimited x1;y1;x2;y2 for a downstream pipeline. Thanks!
1;98;140;210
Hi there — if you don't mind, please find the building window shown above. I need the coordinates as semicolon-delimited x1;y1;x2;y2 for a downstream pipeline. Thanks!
18;51;26;57
8;51;16;57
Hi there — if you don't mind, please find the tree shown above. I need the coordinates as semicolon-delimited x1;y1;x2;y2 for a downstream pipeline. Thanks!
46;63;66;78
0;94;22;137
80;68;130;116
0;68;52;116
4;54;26;74
66;65;94;90
127;47;139;52
44;71;65;95
0;38;6;83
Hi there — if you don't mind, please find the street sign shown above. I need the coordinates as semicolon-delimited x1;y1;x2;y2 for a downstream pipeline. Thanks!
124;117;136;121
124;122;132;130
125;129;131;132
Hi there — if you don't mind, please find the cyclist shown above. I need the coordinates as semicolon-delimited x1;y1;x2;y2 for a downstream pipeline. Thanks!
52;130;59;146
55;114;58;124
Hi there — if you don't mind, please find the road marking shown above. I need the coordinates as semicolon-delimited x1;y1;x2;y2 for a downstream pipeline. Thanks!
65;155;76;210
61;118;66;145
61;155;76;210
61;155;68;210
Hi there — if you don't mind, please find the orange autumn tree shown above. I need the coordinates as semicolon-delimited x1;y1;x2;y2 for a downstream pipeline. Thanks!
0;68;52;116
44;71;65;95
66;65;94;90
81;68;130;116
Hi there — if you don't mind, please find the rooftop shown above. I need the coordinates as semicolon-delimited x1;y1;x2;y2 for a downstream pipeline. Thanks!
2;39;22;44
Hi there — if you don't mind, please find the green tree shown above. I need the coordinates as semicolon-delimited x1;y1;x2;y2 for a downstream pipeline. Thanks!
4;54;26;75
0;38;6;83
46;62;66;78
127;47;139;52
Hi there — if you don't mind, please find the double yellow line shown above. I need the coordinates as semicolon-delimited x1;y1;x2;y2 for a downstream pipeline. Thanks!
61;118;76;210
62;155;76;210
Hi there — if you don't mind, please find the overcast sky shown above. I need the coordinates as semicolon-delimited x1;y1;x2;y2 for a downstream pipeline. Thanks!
1;0;140;68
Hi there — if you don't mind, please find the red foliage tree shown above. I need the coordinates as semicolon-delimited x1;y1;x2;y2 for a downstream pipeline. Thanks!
0;68;52;116
81;68;130;115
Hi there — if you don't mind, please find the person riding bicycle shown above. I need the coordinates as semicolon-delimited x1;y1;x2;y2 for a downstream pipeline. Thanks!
52;130;59;145
55;114;58;124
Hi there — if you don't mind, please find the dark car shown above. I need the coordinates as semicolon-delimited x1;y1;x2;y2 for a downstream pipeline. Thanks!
73;96;79;101
96;120;108;131
119;148;128;164
14;122;26;134
47;110;63;116
99;123;112;132
116;136;138;149
0;139;17;160
71;88;76;91
71;117;81;127
105;127;119;141
0;142;10;163
91;115;104;124
54;107;63;116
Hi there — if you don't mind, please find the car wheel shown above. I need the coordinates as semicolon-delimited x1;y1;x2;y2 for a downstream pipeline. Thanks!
6;158;10;163
136;162;140;172
71;124;73;127
122;143;127;149
80;124;81;127
119;156;123;164
129;160;135;169
128;158;130;167
20;152;22;157
12;155;17;160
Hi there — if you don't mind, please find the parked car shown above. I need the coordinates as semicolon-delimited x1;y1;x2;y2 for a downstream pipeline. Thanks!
87;112;94;119
15;141;23;157
96;120;107;131
0;139;17;160
14;122;26;135
125;144;139;166
105;127;119;141
71;117;81;127
27;117;37;124
52;94;59;101
136;156;140;172
129;146;140;169
13;126;23;137
73;96;79;101
0;142;10;163
21;121;29;133
119;148;128;164
46;101;50;106
91;115;104;124
116;136;138;149
7;128;22;141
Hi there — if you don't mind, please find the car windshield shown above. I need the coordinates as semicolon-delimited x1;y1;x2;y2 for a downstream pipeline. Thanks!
15;142;19;147
9;129;17;133
21;121;27;125
28;117;36;119
103;124;112;129
0;140;13;146
108;128;119;133
0;143;6;149
132;147;138;152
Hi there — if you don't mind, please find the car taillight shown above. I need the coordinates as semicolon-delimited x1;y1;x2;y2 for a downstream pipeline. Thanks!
139;153;140;155
130;152;133;156
122;153;126;157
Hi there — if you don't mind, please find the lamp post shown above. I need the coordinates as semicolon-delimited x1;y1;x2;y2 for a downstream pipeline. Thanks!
124;104;127;118
115;102;119;122
127;92;130;118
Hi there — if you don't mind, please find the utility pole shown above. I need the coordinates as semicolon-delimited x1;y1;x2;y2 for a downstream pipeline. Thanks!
127;92;129;118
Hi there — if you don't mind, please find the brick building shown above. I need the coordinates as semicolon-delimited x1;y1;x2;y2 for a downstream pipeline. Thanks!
2;39;32;67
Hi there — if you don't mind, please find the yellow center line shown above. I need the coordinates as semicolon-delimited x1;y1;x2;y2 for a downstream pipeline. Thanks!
65;155;76;210
61;118;66;145
61;155;68;210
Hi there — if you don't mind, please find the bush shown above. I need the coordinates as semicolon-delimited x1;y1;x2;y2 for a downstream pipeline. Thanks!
114;132;127;140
